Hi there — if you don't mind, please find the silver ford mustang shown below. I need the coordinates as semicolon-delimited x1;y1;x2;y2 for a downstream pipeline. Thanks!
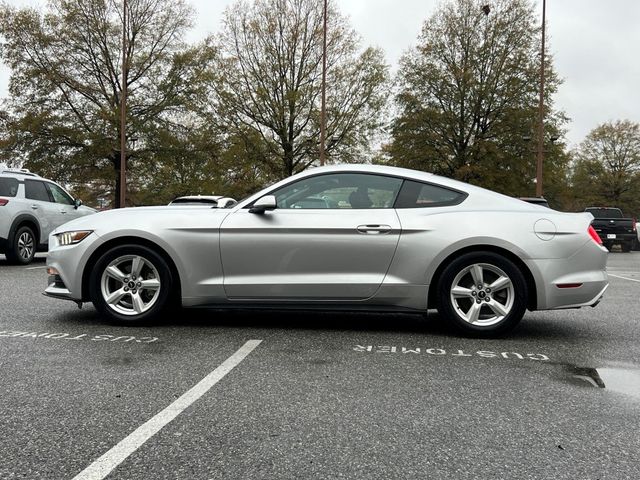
44;165;608;336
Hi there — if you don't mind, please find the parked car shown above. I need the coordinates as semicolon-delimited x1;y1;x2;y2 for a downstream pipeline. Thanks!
44;164;608;337
585;207;637;252
519;197;550;208
169;195;237;208
0;169;96;264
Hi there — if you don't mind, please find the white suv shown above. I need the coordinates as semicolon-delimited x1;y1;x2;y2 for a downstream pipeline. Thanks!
0;169;96;264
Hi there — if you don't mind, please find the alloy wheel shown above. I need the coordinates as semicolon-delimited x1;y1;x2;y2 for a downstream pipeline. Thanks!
18;231;34;261
449;263;515;327
100;254;161;316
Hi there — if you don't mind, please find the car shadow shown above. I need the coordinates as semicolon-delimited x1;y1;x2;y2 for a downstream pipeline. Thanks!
50;304;454;336
0;255;47;266
49;304;581;340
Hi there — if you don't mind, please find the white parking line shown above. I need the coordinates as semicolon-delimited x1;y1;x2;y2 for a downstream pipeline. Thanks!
609;273;640;283
25;265;48;270
71;339;263;480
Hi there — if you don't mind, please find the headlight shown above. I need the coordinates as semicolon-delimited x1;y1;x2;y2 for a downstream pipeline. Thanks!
55;230;93;246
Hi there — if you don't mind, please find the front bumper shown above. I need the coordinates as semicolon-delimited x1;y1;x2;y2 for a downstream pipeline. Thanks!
44;231;101;301
43;283;76;301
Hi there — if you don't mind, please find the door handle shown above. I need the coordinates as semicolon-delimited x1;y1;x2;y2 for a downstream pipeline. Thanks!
357;224;392;234
31;205;38;210
60;210;67;214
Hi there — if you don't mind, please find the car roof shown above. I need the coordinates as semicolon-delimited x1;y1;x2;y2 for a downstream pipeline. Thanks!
0;168;41;179
236;163;541;211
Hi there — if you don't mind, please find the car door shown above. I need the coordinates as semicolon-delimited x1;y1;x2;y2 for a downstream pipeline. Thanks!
23;179;60;243
45;182;80;227
220;172;403;300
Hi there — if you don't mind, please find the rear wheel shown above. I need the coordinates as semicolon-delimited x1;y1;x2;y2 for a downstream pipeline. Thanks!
89;244;172;324
437;252;527;337
6;226;36;265
621;241;632;253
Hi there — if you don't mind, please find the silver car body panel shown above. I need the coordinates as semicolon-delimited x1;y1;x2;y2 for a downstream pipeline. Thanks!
220;208;401;300
45;164;608;314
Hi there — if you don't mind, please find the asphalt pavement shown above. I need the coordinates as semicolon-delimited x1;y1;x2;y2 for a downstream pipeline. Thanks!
1;252;639;479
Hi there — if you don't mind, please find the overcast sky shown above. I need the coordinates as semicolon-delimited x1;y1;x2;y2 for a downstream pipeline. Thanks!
1;0;639;148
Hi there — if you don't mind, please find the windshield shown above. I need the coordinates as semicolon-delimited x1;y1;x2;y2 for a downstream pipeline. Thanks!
586;208;623;219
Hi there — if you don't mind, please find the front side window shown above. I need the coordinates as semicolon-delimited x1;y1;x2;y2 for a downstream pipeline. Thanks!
25;180;51;202
47;183;75;205
395;180;467;208
272;173;403;209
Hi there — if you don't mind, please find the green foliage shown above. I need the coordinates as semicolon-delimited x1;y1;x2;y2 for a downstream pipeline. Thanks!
0;0;222;207
386;0;567;198
570;120;640;215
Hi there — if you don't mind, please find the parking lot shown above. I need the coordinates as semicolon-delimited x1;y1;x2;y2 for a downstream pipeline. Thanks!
1;252;639;479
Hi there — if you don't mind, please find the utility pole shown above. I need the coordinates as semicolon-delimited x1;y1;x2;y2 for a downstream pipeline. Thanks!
319;0;328;166
535;0;546;197
119;0;128;208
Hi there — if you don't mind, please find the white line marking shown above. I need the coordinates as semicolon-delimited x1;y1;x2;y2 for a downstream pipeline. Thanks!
25;265;48;270
71;339;262;480
609;273;640;283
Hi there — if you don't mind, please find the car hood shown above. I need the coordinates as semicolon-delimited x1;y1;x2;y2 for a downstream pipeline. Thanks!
51;205;229;236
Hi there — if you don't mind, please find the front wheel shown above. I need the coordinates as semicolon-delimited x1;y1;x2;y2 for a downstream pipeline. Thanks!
89;244;173;324
437;252;527;337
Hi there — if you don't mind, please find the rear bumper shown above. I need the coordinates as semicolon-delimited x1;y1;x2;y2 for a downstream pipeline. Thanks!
597;233;635;243
527;240;609;311
553;283;609;309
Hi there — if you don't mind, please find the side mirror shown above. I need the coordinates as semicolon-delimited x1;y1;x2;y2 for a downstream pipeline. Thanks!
249;195;277;214
74;199;83;209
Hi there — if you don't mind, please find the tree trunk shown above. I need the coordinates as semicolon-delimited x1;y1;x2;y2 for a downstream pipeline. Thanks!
111;153;122;208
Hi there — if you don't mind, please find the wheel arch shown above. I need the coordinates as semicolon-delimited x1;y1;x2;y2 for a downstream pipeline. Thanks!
427;245;538;311
10;214;41;245
81;236;182;305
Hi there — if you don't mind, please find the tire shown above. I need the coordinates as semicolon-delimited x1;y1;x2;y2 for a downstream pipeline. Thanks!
437;251;527;337
6;226;36;265
89;244;173;324
621;241;632;253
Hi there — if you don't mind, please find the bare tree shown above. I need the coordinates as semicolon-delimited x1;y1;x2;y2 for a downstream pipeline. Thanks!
214;0;389;178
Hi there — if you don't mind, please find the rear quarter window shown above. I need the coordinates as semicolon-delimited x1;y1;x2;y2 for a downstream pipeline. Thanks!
0;178;19;197
395;180;467;208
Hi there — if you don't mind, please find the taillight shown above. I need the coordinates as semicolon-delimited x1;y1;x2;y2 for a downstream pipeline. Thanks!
588;225;603;245
0;198;8;206
633;218;637;232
